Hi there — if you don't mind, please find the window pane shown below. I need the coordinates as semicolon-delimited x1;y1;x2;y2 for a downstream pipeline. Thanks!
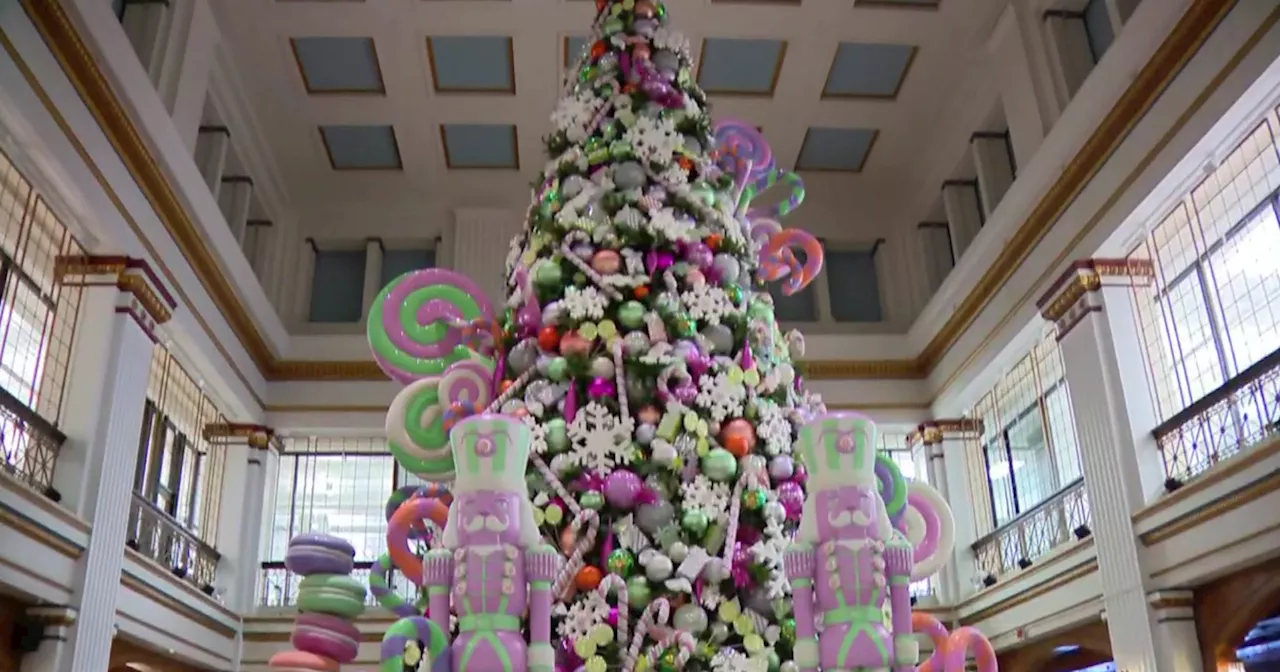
826;249;883;322
0;280;49;408
309;249;367;323
381;249;436;289
1192;120;1280;249
275;450;393;562
1007;408;1056;510
270;457;300;560
1206;204;1280;374
768;283;817;323
984;441;1016;526
1163;273;1225;407
1083;0;1114;63
1043;383;1082;483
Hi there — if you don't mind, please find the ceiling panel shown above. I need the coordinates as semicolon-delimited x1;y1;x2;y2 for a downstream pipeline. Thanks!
697;38;787;95
796;127;878;171
440;124;519;169
320;125;402;170
427;36;515;93
291;37;384;94
823;42;916;98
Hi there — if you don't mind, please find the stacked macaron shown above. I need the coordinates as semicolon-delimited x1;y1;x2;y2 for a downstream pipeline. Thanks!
268;534;368;672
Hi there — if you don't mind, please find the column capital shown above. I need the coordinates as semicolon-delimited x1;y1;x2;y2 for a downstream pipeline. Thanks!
1147;589;1195;611
907;418;984;447
54;255;177;337
204;421;279;451
24;604;78;626
1036;258;1153;338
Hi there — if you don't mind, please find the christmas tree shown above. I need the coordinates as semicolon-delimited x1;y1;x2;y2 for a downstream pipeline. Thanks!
506;1;825;670
368;0;829;670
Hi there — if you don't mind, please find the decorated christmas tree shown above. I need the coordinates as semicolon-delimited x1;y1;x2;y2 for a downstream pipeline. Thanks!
357;3;995;672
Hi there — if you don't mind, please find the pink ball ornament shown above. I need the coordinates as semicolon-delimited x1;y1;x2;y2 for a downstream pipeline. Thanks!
588;377;617;399
592;249;622;274
685;242;714;269
793;462;809;486
776;481;804;521
604;469;644;508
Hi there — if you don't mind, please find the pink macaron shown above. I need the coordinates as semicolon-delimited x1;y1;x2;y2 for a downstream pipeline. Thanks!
268;649;340;672
291;613;362;664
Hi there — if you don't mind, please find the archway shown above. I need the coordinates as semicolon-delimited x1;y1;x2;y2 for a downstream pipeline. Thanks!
1196;560;1280;671
996;619;1114;672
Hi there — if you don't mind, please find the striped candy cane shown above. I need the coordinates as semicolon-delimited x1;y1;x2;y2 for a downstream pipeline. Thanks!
644;629;695;668
625;598;671;672
596;573;629;645
553;510;600;597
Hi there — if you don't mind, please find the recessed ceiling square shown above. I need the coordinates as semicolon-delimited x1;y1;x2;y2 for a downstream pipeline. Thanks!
291;37;384;93
427;36;515;93
320;125;402;170
440;124;519;169
565;36;590;67
857;0;939;7
796;128;877;171
697;38;787;95
824;43;915;98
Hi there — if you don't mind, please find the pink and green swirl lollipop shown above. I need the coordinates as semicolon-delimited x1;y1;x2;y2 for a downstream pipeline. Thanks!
713;120;775;185
367;268;495;384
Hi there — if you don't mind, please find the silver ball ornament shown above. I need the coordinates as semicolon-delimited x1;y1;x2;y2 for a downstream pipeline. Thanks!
672;604;709;634
645;553;674;581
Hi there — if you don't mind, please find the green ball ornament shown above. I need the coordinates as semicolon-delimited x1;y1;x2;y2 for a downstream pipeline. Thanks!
743;487;768;510
534;260;563;288
545;418;569;451
703;448;738;482
581;490;605;510
655;2;666;18
660;648;679;672
781;617;796;644
672;316;696;337
608;548;635;576
709;621;730;644
546;357;569;382
618;301;647;329
681;509;709;537
574;272;588;286
627;575;652;608
767;650;781;672
726;285;745;305
673;603;709;634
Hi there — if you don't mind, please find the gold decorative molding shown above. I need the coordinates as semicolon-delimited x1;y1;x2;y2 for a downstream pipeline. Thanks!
16;0;1241;383
53;254;176;326
203;421;278;450
803;359;925;380
907;418;984;447
1036;258;1155;324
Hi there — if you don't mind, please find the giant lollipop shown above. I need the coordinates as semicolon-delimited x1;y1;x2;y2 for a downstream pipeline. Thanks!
368;268;496;384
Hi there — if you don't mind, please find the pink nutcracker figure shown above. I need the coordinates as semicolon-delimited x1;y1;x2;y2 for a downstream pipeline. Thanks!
782;413;957;672
423;414;562;672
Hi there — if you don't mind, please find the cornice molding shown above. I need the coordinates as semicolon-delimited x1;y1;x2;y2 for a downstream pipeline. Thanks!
54;254;177;326
907;417;984;447
203;421;278;450
1035;258;1154;341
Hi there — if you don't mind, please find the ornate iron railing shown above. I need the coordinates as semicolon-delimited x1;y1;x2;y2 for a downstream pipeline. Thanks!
972;478;1091;579
1153;348;1280;483
0;384;66;495
259;560;418;608
126;492;221;593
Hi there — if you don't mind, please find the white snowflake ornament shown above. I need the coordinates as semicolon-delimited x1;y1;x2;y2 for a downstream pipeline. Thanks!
563;286;609;321
680;475;731;522
555;589;611;641
566;402;637;474
624;115;681;166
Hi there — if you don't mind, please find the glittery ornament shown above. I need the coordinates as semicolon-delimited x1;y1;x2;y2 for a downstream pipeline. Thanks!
607;548;635;576
743;487;768;510
775;481;804;521
538;325;561;352
604;469;643;508
560;331;592;358
681;509;709;536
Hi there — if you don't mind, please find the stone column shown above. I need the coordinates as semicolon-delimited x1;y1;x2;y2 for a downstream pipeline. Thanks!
1036;258;1170;672
361;237;384;321
193;125;229;199
206;423;276;613
970;132;1016;219
941;180;984;263
916;222;954;294
218;175;253;248
244;219;273;284
1043;11;1095;104
1147;591;1206;672
119;0;172;86
48;255;177;672
153;0;219;151
909;419;983;605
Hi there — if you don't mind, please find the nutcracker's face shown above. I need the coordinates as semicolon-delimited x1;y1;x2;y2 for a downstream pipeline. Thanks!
813;485;884;541
454;490;523;546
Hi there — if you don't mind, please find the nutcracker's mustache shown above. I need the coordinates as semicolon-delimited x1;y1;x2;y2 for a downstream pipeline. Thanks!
464;514;509;532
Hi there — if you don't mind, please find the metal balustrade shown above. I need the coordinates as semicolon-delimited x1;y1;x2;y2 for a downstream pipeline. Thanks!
0;385;66;494
126;492;221;593
1153;348;1280;483
972;477;1092;580
259;560;419;608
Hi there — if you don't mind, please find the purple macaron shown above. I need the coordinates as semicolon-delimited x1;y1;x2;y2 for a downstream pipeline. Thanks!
286;533;356;576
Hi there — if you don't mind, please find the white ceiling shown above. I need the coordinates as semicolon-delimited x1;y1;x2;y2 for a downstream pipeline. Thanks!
209;0;1011;244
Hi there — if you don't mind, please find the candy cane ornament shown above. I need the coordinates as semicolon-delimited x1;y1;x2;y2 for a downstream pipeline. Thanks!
596;573;629;645
643;629;695;668
625;598;672;672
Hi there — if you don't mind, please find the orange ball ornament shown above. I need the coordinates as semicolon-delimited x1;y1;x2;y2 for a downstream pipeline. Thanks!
720;418;757;457
538;326;561;352
576;565;603;591
500;379;515;395
706;233;724;250
634;285;650;299
591;40;607;60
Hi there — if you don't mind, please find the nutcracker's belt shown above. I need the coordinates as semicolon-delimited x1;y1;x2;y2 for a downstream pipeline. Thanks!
459;613;522;632
821;605;883;625
823;605;890;669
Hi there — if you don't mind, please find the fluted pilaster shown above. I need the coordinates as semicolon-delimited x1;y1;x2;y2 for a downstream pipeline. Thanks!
909;418;983;605
452;208;523;306
206;422;278;612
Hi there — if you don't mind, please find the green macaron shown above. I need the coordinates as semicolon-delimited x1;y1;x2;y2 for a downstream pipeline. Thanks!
297;574;368;619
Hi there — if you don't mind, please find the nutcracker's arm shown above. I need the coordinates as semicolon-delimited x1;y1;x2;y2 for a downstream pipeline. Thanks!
525;543;562;672
783;542;818;672
423;549;455;632
884;535;917;670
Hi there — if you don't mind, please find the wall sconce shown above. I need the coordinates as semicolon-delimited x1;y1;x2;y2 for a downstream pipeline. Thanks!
1017;557;1033;570
1165;477;1185;493
1074;524;1092;540
982;573;998;587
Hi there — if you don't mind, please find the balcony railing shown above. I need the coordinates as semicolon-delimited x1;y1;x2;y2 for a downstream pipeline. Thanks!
972;477;1092;580
126;492;220;594
259;560;419;609
0;385;66;497
1154;348;1280;483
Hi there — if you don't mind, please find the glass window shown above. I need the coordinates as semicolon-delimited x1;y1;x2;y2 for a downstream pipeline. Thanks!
309;248;367;323
969;336;1082;530
768;282;818;323
1132;117;1280;423
1083;0;1114;63
826;248;883;323
380;248;436;289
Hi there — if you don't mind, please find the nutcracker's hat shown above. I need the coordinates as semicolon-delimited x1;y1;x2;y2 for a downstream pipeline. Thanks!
794;412;878;492
448;414;531;494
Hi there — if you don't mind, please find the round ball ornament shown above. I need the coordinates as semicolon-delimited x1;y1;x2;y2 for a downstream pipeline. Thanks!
720;418;757;457
560;331;592;358
775;481;804;521
576;565;603;591
673;603;709;634
627;575;652;608
644;553;674;581
580;490;606;511
743;487;768;511
607;548;636;576
537;326;561;352
636;500;675;534
681;509;709;537
534;260;564;288
604;469;644;508
591;250;622;274
703;448;738;482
